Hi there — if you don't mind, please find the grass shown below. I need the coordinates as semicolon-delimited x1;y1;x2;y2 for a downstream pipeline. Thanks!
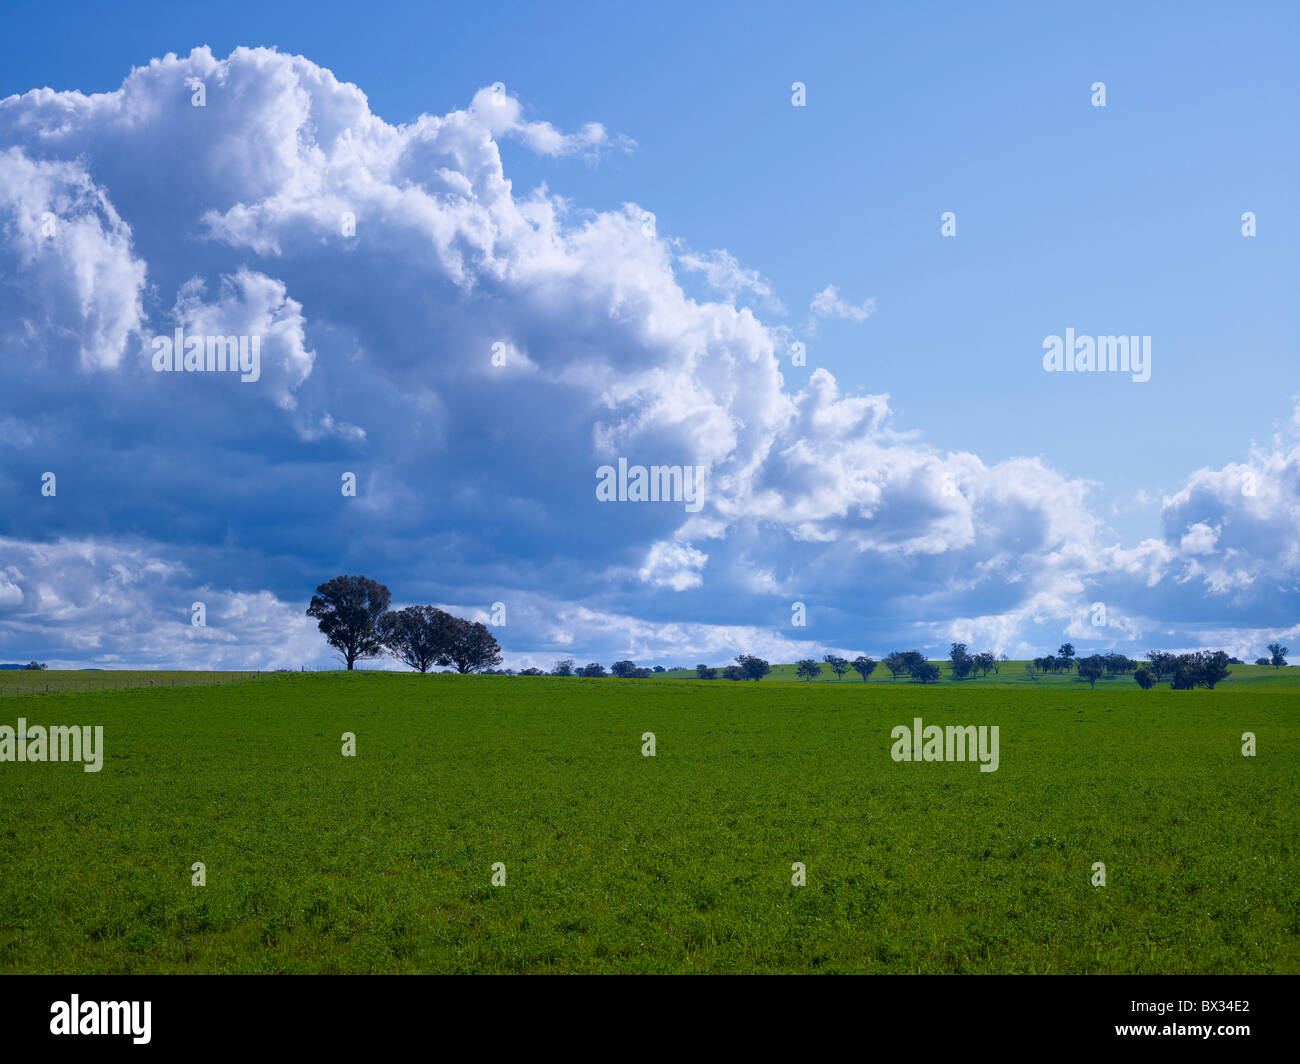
0;672;1295;973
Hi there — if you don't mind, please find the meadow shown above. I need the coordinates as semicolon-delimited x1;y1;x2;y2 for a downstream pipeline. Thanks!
0;673;1295;973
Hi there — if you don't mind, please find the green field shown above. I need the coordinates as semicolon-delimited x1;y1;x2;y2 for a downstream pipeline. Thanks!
1;673;1296;973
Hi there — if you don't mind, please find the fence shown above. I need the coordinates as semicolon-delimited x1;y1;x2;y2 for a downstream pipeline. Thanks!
0;670;278;697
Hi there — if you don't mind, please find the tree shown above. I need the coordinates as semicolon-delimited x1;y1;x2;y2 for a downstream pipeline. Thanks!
883;652;908;681
379;605;453;673
823;654;850;680
306;575;391;670
1104;653;1136;677
948;643;972;680
519;667;545;676
579;662;607;677
796;659;822;681
1076;654;1105;689
722;665;744;681
1147;651;1174;683
973;651;996;677
1255;657;1271;666
1200;651;1232;689
1267;642;1288;669
23;661;47;670
552;659;575;677
1024;661;1039;680
610;660;640;678
898;651;926;676
910;661;941;684
1169;650;1232;691
994;653;1008;674
1134;668;1154;690
1057;643;1076;671
851;656;878;682
736;654;771;682
439;616;503;674
696;664;717;680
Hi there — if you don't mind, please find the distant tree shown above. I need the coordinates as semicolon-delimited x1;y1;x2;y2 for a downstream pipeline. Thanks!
994;653;1008;674
1200;651;1232;689
973;651;996;677
1058;643;1076;669
439;616;503;674
1170;655;1199;690
519;667;545;676
1169;650;1232;691
898;651;926;676
653;665;666;673
23;661;47;670
851;656;878;682
1102;653;1136;676
1024;661;1039;680
910;661;942;684
736;654;771;682
948;643;972;680
1134;667;1155;690
610;660;640;678
823;654;850;680
551;659;575;677
883;652;908;681
1267;642;1288;669
579;662;607;677
1076;654;1105;689
696;664;717;680
722;665;744;681
378;605;453;673
1147;651;1174;683
796;659;822;682
1255;657;1271;666
306;575;392;670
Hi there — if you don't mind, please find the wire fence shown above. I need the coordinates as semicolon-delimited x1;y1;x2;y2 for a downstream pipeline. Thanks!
0;670;286;697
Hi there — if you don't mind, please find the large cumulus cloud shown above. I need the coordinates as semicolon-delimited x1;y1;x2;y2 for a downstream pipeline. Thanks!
0;46;1294;668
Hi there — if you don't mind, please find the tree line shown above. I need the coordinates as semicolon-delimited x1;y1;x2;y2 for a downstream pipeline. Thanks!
307;575;502;673
302;580;1289;692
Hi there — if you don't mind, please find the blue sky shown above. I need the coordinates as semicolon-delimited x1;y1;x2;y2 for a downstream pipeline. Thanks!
1;1;1298;668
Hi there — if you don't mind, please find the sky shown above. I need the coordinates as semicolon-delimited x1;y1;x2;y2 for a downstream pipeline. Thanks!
0;1;1298;669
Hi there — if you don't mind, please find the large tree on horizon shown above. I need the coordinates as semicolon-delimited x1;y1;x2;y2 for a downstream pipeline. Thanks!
379;605;454;673
306;575;391;670
439;616;503;674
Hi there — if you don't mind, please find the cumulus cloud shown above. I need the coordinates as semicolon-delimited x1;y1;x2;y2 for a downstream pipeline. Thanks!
675;246;784;312
0;148;146;370
469;84;633;158
809;283;875;323
0;46;1293;667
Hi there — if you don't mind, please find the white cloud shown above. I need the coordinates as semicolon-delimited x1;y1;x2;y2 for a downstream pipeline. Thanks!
809;283;875;322
0;46;1294;666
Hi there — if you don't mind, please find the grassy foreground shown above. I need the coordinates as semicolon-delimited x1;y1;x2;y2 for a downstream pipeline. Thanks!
0;673;1295;973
